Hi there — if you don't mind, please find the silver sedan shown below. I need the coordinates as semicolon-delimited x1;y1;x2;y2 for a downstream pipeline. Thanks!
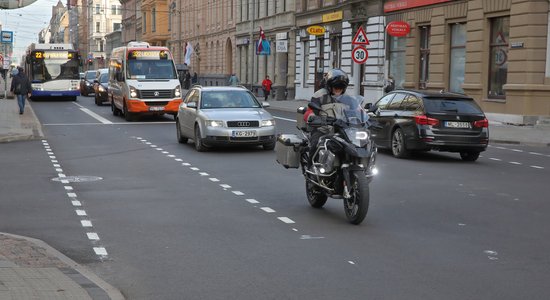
176;86;276;151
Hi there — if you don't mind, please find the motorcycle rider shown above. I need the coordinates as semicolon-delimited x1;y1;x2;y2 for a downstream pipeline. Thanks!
304;68;350;165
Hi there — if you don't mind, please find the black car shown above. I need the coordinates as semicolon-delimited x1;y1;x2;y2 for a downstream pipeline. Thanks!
80;70;96;96
366;90;489;161
93;69;109;105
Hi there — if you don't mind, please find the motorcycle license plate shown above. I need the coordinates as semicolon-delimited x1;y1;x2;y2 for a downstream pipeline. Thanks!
232;130;256;137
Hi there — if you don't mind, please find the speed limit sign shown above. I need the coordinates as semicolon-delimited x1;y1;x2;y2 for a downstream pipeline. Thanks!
352;46;368;64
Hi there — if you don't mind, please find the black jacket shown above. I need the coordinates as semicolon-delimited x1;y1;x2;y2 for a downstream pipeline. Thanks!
10;73;32;95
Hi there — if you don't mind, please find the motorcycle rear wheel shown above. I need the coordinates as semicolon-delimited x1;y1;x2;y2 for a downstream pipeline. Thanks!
306;180;328;208
344;170;370;225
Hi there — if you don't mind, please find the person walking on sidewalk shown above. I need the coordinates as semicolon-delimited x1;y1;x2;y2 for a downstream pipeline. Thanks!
261;75;273;101
10;67;32;115
228;73;239;86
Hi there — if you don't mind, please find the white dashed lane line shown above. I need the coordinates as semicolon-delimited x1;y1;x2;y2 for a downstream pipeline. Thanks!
41;140;109;259
134;137;303;229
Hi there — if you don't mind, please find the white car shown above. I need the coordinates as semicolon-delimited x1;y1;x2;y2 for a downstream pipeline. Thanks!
176;86;276;151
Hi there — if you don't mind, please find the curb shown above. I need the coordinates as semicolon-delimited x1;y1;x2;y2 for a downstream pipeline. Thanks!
1;232;125;300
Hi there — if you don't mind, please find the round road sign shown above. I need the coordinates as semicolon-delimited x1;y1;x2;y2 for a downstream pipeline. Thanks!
352;46;368;64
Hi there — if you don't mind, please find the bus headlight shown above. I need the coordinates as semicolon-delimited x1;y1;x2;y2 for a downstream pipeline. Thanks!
129;86;138;98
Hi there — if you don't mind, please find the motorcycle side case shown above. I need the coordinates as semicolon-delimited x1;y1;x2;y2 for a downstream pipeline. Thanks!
275;134;303;169
296;106;307;131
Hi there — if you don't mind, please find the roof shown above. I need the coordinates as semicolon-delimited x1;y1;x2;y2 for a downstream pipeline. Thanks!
390;89;474;100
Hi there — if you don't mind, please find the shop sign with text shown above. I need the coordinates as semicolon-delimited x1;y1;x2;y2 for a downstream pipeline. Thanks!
384;0;451;13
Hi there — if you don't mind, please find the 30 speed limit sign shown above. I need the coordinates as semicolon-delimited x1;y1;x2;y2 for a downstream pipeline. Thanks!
352;46;368;64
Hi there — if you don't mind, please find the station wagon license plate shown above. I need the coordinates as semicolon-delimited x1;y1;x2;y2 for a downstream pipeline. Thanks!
444;121;471;128
232;130;256;137
149;106;164;111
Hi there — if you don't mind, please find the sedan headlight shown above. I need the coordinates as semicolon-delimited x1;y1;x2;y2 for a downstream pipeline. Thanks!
261;119;275;127
205;120;224;127
98;85;106;92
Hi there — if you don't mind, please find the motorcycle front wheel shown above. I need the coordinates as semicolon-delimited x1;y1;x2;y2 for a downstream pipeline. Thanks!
306;180;328;208
344;170;370;225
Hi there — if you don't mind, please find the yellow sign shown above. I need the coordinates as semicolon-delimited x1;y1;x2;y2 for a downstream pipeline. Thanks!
34;51;71;59
306;26;326;36
322;11;343;23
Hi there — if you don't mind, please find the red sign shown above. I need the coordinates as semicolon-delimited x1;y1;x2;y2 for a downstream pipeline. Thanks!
352;27;369;46
386;21;411;37
352;46;368;64
384;0;451;13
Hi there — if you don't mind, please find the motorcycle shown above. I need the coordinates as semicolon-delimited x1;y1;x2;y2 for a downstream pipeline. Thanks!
275;95;378;225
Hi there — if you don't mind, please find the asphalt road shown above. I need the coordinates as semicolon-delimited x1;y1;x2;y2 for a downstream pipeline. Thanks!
1;95;550;300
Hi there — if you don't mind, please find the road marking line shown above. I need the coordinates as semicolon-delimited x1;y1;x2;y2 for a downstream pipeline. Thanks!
162;151;169;154
93;247;108;256
81;220;93;227
278;217;295;224
209;178;219;182
156;148;163;150
233;191;245;196
150;145;157;147
274;116;295;122
53;164;61;167
199;172;209;176
511;149;523;152
61;180;69;184
348;261;356;265
531;165;544;169
246;199;259;204
72;201;82;207
56;168;63;172
489;158;501;161
64;186;73;191
220;184;231;189
78;107;113;124
49;156;56;159
58;174;66;178
175;158;183;162
529;152;543;155
190;167;200;171
167;155;175;158
47;152;54;155
76;210;87;216
87;233;100;240
510;161;522;165
182;163;191;166
67;193;77;198
260;207;275;213
51;160;58;163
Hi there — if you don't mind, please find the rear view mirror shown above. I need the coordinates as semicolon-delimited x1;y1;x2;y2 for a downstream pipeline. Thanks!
186;102;197;109
262;101;270;108
364;103;373;110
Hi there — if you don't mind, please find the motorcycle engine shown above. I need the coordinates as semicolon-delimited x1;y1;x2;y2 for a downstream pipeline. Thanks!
318;149;336;173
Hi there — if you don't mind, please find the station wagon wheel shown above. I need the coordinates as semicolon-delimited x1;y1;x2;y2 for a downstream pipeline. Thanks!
460;151;480;162
391;128;409;158
176;118;188;144
194;125;207;152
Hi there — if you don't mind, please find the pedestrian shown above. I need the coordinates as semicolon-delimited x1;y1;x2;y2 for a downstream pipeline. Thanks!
384;75;395;94
228;73;239;86
10;67;32;115
184;71;191;89
261;75;273;101
192;72;198;85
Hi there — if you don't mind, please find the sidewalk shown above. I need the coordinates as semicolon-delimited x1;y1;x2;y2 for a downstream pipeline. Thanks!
0;233;124;300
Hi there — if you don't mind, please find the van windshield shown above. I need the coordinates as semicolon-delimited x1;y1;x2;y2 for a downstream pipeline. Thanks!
127;60;177;80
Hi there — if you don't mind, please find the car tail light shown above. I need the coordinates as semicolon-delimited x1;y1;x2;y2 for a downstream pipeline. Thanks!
473;118;489;128
415;115;439;126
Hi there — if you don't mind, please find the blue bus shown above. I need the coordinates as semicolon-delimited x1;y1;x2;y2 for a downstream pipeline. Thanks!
24;43;81;100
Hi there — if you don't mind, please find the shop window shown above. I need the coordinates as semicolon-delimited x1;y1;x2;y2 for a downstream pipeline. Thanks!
488;16;509;99
419;26;430;89
449;23;466;93
388;36;406;89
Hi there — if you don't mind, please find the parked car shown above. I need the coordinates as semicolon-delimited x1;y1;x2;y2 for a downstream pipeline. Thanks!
176;86;276;151
93;68;109;105
365;90;489;161
80;70;96;96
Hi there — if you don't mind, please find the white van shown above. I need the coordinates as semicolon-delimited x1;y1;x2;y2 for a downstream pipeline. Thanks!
108;42;183;121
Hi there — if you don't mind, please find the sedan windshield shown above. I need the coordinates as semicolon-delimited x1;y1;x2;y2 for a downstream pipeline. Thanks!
201;91;261;109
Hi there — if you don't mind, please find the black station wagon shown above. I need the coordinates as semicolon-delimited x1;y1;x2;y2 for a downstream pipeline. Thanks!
365;90;489;161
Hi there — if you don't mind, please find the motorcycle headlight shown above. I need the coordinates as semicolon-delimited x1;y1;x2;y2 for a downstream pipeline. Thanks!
261;119;275;127
205;120;224;127
346;129;370;147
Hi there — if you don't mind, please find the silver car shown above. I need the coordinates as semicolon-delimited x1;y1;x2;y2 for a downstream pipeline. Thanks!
176;86;276;151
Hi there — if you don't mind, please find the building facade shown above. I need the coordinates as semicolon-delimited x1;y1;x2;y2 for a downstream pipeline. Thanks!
120;0;143;44
85;0;122;69
236;0;296;99
384;0;550;124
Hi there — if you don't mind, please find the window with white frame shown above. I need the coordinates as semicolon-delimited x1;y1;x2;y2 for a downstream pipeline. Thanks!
449;23;466;93
488;16;509;99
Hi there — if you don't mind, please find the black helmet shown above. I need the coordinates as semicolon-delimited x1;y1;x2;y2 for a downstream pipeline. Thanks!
325;69;349;94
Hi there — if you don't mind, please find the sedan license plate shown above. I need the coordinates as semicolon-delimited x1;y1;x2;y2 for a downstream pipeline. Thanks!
444;121;471;129
149;106;164;111
232;130;256;137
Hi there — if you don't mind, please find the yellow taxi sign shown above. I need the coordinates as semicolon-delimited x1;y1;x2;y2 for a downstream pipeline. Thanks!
306;26;325;36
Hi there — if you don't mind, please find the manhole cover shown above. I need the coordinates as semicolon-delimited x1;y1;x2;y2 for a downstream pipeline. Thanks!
51;176;103;183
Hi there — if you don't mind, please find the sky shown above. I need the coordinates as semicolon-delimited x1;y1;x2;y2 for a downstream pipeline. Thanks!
1;0;59;64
